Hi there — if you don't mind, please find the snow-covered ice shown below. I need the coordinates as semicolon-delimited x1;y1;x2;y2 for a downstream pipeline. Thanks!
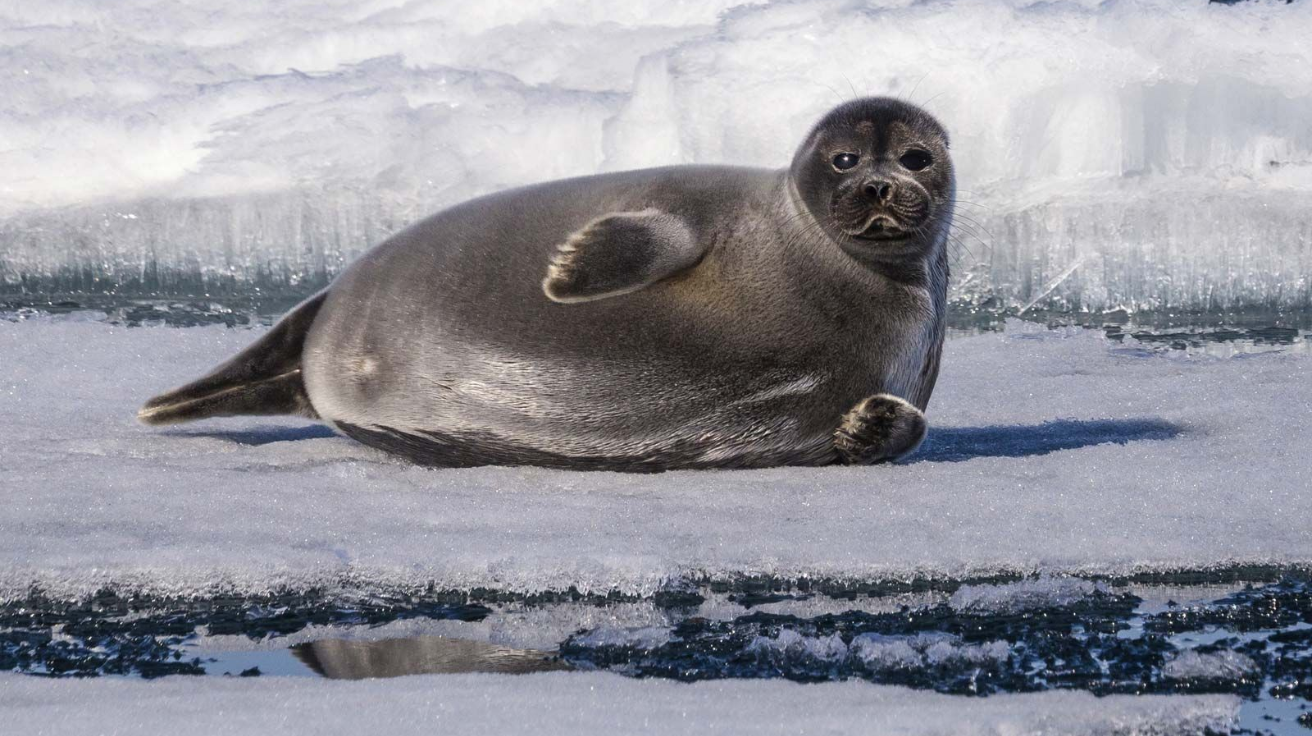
1161;650;1259;682
850;633;1011;671
0;671;1238;736
745;629;1013;672
3;0;1310;310
948;576;1108;613
569;626;673;651
2;316;1309;602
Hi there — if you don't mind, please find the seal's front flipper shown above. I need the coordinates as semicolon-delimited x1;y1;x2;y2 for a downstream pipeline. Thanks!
542;209;705;303
137;292;327;425
833;394;927;464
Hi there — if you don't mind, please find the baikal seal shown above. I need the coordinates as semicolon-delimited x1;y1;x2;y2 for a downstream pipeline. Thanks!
140;97;956;471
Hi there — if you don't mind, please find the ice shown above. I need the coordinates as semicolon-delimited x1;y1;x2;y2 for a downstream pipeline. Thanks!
0;671;1237;736
3;317;1311;602
949;576;1107;613
850;633;1011;671
190;603;679;654
850;634;921;671
3;0;1310;310
746;630;1011;672
748;629;850;663
745;630;1014;673
569;626;672;651
1161;650;1259;682
194;593;954;655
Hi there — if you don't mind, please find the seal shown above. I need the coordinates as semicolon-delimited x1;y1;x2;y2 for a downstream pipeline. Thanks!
138;97;955;471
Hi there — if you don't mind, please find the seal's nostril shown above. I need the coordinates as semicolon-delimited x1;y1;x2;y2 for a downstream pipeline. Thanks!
864;181;893;201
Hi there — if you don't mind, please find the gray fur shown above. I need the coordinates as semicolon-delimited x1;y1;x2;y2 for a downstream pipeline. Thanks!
140;97;955;471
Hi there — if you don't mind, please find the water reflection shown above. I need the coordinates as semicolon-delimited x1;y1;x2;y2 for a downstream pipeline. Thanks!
291;636;571;679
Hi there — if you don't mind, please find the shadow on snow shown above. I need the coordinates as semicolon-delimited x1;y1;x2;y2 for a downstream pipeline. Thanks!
914;418;1182;463
164;423;339;446
165;418;1183;464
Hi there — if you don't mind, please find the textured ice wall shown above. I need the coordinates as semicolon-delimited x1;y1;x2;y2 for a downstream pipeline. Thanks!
2;0;1309;311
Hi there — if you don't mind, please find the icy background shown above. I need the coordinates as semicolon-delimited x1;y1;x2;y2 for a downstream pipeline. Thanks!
3;0;1310;312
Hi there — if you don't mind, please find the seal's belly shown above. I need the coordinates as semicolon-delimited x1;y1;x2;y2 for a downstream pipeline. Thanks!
314;349;846;469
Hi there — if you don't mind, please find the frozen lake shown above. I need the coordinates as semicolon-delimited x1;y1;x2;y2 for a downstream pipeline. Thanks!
2;313;1310;734
5;574;1312;734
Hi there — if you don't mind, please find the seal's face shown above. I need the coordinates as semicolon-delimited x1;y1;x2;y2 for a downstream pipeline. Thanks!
790;98;953;261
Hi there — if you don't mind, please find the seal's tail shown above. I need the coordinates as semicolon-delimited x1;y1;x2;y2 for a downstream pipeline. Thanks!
137;291;328;425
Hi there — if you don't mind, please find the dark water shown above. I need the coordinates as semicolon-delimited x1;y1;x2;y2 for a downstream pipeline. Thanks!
4;573;1311;734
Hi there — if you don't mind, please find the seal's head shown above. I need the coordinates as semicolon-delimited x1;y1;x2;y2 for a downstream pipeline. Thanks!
789;97;953;262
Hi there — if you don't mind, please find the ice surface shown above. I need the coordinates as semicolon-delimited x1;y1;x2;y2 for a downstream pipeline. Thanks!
748;629;851;663
190;593;951;654
0;671;1237;736
746;629;1012;673
3;317;1311;602
2;0;1310;310
569;626;672;651
850;633;1010;671
949;576;1107;613
1161;650;1258;681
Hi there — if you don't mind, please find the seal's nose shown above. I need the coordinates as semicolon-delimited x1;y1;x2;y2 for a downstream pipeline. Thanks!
863;180;894;203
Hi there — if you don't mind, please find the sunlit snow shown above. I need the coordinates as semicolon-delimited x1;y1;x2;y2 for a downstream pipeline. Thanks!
3;316;1308;602
2;0;1310;310
0;671;1237;736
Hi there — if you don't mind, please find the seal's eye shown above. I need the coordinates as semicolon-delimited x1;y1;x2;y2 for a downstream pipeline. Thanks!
899;149;933;171
831;153;860;171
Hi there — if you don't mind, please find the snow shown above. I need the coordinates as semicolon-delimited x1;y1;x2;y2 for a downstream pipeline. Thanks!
0;671;1238;736
3;0;1311;310
2;316;1310;602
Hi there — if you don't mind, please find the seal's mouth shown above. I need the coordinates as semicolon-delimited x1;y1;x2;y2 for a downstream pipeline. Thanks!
847;215;912;242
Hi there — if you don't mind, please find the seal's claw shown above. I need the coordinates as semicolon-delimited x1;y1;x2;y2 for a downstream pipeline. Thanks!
834;393;927;464
543;238;585;300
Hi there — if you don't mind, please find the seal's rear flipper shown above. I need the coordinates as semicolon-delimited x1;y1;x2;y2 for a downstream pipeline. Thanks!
137;291;328;425
833;394;927;464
